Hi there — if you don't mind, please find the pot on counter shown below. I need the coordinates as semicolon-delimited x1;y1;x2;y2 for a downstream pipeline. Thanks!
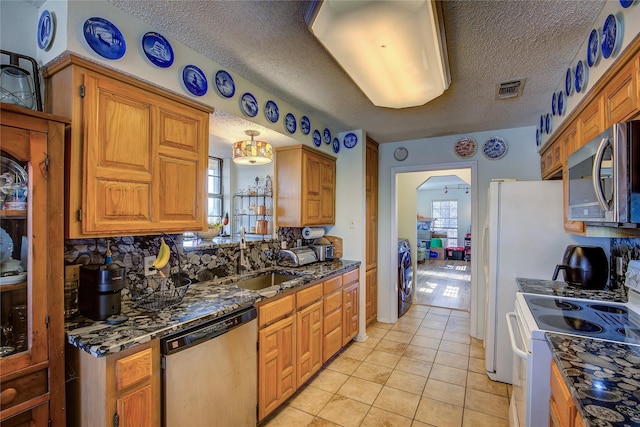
552;245;608;289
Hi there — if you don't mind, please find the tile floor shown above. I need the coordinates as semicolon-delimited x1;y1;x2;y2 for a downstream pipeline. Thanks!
261;304;511;427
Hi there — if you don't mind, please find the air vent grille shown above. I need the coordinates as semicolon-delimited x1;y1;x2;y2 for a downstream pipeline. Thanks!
496;79;526;100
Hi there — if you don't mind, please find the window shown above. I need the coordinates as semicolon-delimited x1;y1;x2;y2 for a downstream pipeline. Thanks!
432;200;458;247
207;156;224;225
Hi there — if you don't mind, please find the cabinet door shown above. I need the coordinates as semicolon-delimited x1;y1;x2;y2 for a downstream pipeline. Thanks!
296;300;323;386
319;158;335;224
302;152;323;224
577;96;604;147
342;282;359;346
258;316;296;421
82;72;155;234
604;57;639;125
366;268;378;326
116;385;152;427
155;100;208;230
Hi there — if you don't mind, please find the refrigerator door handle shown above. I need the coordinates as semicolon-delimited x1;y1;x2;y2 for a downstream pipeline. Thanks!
506;312;528;360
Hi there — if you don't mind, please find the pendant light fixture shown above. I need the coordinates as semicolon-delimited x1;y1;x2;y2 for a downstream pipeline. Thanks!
232;130;273;165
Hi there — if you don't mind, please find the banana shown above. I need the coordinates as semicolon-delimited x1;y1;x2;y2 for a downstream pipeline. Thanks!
152;238;171;269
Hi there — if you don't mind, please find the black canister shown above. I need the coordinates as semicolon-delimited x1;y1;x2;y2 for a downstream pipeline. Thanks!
78;264;126;320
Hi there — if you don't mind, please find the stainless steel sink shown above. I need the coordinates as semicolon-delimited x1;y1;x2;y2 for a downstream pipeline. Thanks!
234;272;302;291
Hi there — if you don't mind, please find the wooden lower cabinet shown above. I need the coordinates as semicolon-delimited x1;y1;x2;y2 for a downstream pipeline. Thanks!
66;340;160;427
342;269;360;346
296;299;323;386
549;360;584;427
258;267;360;421
258;315;296;421
0;402;49;427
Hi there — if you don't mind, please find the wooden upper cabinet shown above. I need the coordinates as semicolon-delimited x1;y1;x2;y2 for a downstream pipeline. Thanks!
577;95;605;147
540;138;562;180
43;54;211;238
604;56;639;126
275;145;336;227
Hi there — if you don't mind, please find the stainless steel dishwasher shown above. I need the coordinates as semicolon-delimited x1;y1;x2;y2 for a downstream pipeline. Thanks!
160;307;257;427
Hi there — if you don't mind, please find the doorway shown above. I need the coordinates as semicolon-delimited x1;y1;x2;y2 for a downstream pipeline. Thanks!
396;165;475;314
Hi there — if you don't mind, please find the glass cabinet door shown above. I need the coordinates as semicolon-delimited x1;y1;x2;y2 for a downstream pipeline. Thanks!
0;124;48;368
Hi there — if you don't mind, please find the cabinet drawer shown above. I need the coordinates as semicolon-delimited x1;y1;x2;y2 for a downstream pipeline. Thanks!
323;326;343;363
323;307;342;332
0;368;47;412
116;347;153;391
259;295;294;327
343;268;359;286
323;289;342;314
296;283;323;310
323;275;342;294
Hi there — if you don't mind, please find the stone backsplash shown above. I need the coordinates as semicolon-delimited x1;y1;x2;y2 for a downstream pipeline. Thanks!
63;227;313;283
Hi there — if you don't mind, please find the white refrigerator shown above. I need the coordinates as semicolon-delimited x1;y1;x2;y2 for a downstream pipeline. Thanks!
482;180;594;384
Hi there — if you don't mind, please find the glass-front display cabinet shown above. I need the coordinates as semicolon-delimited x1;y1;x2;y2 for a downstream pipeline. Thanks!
0;104;66;426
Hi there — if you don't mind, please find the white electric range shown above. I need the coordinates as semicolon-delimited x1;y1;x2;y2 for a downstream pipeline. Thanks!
507;289;640;427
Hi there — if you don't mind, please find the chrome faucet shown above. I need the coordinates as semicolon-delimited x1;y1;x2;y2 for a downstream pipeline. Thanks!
238;226;251;274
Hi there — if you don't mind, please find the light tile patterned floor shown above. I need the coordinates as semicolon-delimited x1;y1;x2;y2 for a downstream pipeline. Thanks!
261;304;511;427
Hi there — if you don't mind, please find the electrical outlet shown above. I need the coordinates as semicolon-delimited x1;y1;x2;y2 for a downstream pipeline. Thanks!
144;256;157;276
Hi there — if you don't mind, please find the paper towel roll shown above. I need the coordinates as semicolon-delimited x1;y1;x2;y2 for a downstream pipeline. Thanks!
302;227;325;239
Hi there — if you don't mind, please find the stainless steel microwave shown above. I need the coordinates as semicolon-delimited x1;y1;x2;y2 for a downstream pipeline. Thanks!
567;120;640;225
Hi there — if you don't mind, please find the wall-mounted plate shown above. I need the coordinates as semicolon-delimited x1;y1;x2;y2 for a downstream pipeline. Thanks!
214;70;235;98
344;132;358;149
142;32;174;68
182;65;207;96
264;100;279;123
83;17;126;60
454;137;477;158
482;137;508;160
565;67;573;97
586;28;600;67
300;116;311;135
312;129;322;147
323;128;331;144
601;14;622;59
37;10;54;50
240;92;258;117
574;59;588;93
332;137;340;153
285;113;296;134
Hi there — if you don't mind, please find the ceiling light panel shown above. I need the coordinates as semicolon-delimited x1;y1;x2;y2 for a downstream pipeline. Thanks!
308;0;450;109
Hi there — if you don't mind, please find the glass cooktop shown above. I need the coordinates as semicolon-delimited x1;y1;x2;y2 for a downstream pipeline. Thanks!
522;294;640;345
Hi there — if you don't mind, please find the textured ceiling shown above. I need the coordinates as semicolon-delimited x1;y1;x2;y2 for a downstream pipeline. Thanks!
43;1;609;149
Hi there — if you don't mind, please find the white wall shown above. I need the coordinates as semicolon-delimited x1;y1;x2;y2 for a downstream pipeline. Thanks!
379;126;541;333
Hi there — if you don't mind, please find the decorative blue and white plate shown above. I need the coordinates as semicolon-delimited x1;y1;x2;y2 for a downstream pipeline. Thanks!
482;136;508;160
83;17;126;60
142;32;174;68
551;92;557;116
182;65;207;96
557;91;565;116
312;129;322;147
565;67;573;96
587;29;600;67
264;100;279;123
37;10;54;50
540;115;545;133
300;116;311;135
574;59;588;93
620;0;635;8
545;113;552;134
332;137;340;153
284;113;296;134
240;92;258;117
536;128;541;146
323;128;331;144
344;132;358;149
214;70;235;98
601;14;622;59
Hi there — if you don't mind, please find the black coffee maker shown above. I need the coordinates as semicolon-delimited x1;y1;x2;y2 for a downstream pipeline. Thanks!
78;264;126;320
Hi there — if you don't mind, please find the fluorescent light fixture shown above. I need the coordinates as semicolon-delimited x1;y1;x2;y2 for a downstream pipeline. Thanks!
307;0;450;109
232;130;273;165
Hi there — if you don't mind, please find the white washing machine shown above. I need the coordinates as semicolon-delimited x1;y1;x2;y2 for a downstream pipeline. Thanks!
398;239;413;317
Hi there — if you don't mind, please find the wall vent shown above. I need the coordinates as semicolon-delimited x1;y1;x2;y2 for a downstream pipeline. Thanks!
495;78;526;100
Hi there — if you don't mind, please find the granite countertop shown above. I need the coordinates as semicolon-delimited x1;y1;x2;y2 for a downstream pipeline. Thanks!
516;277;627;303
547;333;640;426
65;260;360;357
